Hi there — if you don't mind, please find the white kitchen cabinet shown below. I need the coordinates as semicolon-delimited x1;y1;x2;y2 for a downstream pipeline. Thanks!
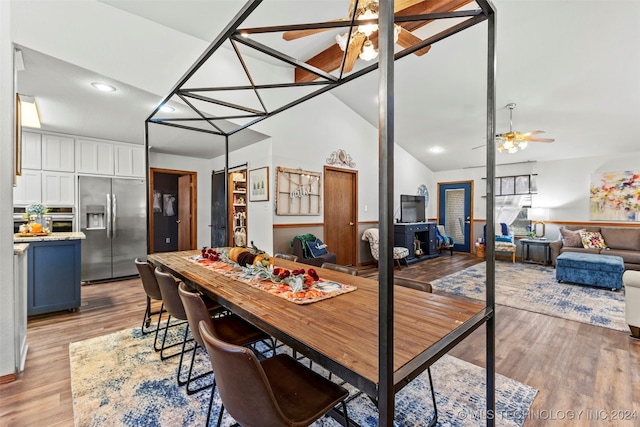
21;132;42;170
76;139;114;175
41;172;75;206
41;134;75;172
114;144;145;177
13;169;42;206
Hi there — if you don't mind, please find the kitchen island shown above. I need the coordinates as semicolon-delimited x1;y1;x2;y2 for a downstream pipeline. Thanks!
14;232;86;316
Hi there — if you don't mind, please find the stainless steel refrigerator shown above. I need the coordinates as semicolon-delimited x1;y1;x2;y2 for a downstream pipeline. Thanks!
79;176;146;282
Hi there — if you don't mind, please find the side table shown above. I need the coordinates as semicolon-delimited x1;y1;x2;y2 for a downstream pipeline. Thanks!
520;238;551;265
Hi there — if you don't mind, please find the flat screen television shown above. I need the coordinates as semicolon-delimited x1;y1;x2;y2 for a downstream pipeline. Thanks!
400;194;426;223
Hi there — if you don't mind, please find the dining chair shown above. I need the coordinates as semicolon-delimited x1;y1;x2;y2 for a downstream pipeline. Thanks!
134;258;164;336
199;321;350;427
393;277;432;293
320;262;358;276
178;282;271;395
154;268;224;386
274;253;298;262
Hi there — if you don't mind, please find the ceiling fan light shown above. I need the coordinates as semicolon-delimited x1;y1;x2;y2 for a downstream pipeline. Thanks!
394;24;401;43
357;9;378;37
359;39;378;61
518;141;528;149
507;146;519;154
335;32;349;51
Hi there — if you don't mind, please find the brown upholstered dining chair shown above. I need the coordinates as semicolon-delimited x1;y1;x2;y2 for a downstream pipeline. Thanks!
199;321;350;427
134;258;164;336
274;253;298;262
393;277;432;293
178;282;271;395
155;268;224;386
320;262;358;276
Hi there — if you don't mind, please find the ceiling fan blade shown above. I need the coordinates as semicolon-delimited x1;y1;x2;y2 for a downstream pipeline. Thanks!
283;27;333;41
522;137;555;142
394;0;428;12
396;28;431;56
343;34;366;73
282;19;347;41
398;0;475;32
283;0;425;41
521;130;546;136
294;0;474;82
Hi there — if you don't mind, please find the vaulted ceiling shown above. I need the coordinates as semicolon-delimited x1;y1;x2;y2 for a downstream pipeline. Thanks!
12;0;640;171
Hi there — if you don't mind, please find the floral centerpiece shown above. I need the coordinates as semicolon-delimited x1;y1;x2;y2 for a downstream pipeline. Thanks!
25;202;48;217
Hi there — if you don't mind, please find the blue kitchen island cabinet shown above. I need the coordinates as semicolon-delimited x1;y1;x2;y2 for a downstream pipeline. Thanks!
14;232;86;316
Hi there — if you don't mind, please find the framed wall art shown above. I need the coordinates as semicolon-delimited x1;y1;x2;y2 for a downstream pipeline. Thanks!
590;171;640;221
276;166;321;215
249;166;269;202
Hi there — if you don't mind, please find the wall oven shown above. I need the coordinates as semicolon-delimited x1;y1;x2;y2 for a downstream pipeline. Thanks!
13;207;75;234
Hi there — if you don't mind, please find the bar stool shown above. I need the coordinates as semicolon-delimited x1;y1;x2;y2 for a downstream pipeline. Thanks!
178;282;271;395
154;268;224;386
320;262;358;276
134;258;164;335
199;321;349;427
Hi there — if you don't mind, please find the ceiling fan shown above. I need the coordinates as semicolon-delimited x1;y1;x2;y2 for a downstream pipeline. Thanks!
473;103;555;153
282;0;475;83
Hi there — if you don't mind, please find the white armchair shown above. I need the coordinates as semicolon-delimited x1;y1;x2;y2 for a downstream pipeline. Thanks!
362;228;409;269
623;270;640;339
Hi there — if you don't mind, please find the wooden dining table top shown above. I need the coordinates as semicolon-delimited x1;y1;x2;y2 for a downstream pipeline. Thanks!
148;250;489;398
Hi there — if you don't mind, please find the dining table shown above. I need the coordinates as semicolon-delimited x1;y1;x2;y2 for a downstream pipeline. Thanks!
148;250;491;417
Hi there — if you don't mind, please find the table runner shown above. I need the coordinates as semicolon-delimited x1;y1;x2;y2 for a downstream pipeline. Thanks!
187;255;357;304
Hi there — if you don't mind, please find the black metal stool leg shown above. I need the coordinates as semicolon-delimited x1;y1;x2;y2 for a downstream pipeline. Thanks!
427;367;438;426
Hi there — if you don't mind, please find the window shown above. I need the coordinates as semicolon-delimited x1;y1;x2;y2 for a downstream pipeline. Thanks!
510;195;532;236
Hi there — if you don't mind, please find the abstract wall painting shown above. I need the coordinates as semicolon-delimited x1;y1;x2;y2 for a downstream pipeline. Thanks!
590;171;640;221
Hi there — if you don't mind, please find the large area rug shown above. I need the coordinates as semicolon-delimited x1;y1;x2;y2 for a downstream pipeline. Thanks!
430;261;626;332
70;327;537;427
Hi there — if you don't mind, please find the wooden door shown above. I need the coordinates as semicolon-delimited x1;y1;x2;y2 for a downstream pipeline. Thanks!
178;175;192;250
324;166;358;265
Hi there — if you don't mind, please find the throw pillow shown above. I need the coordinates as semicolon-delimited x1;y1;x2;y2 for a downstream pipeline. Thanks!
559;228;584;248
495;235;513;243
306;238;328;258
578;230;607;249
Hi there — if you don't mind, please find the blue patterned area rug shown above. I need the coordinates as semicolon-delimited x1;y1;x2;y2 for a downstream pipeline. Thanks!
70;327;537;427
430;262;626;332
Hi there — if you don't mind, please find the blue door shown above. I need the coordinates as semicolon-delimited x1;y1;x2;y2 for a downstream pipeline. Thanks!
438;182;472;253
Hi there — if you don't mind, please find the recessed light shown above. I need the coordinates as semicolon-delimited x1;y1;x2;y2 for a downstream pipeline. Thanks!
160;105;175;113
91;82;117;92
429;146;444;154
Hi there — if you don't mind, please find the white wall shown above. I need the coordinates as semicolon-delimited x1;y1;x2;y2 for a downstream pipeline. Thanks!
434;151;640;238
149;152;213;248
246;91;435;225
1;0;17;378
534;152;640;222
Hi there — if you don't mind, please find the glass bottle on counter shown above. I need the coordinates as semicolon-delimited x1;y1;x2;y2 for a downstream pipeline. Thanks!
44;216;52;234
29;215;43;233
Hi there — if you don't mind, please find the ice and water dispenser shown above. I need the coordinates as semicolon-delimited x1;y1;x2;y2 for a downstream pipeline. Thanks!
85;205;106;229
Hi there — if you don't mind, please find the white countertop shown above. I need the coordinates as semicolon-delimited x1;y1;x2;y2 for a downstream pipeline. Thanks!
13;243;29;255
13;231;86;243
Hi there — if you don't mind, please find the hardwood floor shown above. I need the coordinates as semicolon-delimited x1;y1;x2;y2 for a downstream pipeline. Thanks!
1;255;638;426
